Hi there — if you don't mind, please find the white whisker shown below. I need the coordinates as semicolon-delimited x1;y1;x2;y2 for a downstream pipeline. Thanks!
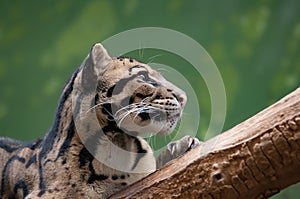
86;101;113;114
138;43;144;59
116;107;142;128
155;67;169;73
113;97;151;117
147;54;164;64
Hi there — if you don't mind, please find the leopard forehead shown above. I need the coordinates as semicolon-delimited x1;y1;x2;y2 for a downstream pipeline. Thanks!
110;57;158;77
101;57;185;96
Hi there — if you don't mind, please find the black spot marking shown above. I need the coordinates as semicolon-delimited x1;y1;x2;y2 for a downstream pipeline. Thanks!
54;188;60;192
111;175;118;180
94;93;99;104
62;157;67;165
13;180;29;197
120;175;125;179
172;93;179;101
102;125;123;134
214;173;222;180
88;174;108;184
138;112;150;121
121;182;127;186
106;85;116;97
79;146;94;168
155;93;162;99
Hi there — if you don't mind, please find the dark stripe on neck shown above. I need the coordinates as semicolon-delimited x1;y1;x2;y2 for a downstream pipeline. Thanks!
79;146;94;168
37;161;45;197
79;138;109;184
39;68;79;159
1;155;26;196
0;138;25;153
80;128;108;168
131;137;147;170
37;68;79;196
0;138;41;156
25;154;37;168
54;119;75;162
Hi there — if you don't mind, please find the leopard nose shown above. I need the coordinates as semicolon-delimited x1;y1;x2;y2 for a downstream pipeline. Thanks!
178;94;187;108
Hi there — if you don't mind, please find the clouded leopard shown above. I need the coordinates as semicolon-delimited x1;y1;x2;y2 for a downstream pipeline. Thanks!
0;43;199;198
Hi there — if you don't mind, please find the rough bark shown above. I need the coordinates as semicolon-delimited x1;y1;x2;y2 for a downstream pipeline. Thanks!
110;88;300;199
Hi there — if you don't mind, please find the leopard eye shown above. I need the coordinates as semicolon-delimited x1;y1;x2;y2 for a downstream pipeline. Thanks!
137;71;158;86
148;79;158;87
138;74;146;80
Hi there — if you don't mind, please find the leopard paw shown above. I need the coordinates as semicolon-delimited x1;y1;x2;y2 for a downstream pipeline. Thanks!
156;136;201;169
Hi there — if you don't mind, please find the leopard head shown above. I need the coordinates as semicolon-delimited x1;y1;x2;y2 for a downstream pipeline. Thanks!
77;43;186;137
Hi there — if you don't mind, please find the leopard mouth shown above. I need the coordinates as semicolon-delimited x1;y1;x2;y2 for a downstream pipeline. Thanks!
135;108;182;136
137;109;165;122
112;99;182;136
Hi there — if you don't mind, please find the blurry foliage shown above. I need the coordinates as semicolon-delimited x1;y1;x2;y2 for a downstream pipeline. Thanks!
0;0;299;198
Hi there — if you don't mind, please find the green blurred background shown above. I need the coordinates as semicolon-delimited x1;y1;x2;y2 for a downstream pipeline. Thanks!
0;0;299;198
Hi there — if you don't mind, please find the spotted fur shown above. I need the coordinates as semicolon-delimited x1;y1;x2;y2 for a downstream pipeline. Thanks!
0;44;198;198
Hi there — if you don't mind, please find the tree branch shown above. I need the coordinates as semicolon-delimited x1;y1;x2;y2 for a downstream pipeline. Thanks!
110;88;300;199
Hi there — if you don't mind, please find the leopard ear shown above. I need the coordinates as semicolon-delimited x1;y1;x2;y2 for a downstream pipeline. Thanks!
81;43;112;92
89;43;112;71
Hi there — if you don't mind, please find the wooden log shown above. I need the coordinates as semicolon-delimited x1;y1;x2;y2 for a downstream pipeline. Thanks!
110;88;300;199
